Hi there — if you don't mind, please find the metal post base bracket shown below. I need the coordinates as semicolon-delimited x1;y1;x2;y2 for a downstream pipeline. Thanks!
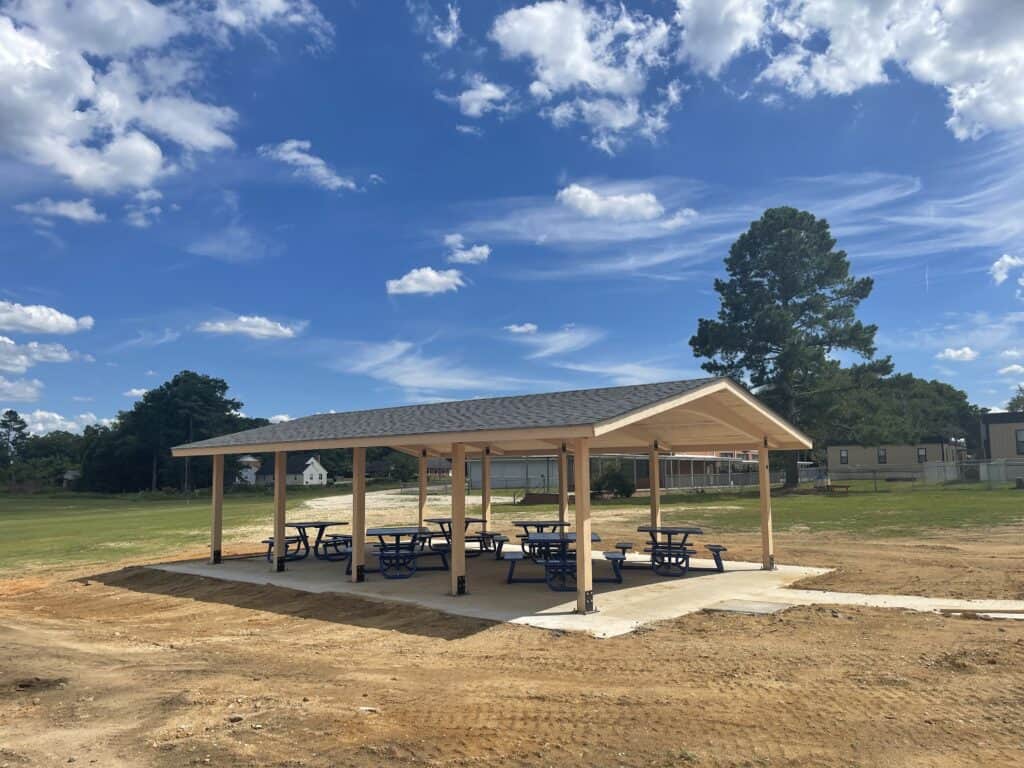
275;557;286;573
211;549;222;565
356;564;366;583
577;590;597;614
456;575;467;596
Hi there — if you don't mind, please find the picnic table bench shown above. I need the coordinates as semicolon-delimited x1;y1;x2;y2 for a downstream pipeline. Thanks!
425;517;494;558
823;484;851;496
506;532;602;591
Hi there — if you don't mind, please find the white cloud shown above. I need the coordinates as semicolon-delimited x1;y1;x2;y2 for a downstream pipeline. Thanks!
756;1;1024;141
506;323;603;358
433;3;461;48
936;346;979;362
660;207;699;230
447;74;509;118
455;124;482;136
124;387;148;398
386;267;465;296
22;409;110;435
444;233;491;264
340;339;531;393
14;197;105;223
196;315;306;340
268;413;292;423
998;364;1024;376
505;323;538;334
124;189;162;228
110;328;180;351
675;0;766;76
0;376;42;402
258;139;356;191
1002;349;1024;359
0;337;88;374
990;254;1024;285
408;1;461;50
556;360;695;386
490;0;672;150
188;224;272;263
0;1;330;192
0;300;93;334
557;183;664;221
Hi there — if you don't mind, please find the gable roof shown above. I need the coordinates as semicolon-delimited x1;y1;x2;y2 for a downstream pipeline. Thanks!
173;377;812;457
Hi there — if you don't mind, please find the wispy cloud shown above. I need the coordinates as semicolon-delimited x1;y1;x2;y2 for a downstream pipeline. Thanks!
258;139;356;191
336;339;536;394
554;360;698;386
110;328;180;352
505;324;603;359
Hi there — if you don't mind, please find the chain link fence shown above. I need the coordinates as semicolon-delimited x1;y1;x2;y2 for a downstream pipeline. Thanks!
824;459;1024;490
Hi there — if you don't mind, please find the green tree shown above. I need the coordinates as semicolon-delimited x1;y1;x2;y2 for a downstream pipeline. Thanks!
690;207;889;484
1008;385;1024;412
80;371;263;493
0;409;29;464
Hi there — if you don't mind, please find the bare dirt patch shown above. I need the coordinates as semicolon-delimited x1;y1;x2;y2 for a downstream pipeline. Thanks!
0;565;1022;767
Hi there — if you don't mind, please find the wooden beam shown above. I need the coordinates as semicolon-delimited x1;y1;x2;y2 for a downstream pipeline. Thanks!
172;424;594;457
351;447;366;582
481;447;492;533
417;450;427;530
468;442;505;455
273;451;286;572
211;454;224;564
557;442;568;524
648;444;661;534
450;443;467;596
573;438;594;614
758;439;774;570
677;398;765;444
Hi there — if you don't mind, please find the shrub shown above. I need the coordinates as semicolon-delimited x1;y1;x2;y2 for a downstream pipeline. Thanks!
593;467;635;498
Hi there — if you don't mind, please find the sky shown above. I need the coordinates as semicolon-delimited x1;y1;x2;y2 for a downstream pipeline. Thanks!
2;0;1024;435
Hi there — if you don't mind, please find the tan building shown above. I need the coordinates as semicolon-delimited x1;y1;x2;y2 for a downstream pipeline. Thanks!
826;439;958;469
981;412;1024;460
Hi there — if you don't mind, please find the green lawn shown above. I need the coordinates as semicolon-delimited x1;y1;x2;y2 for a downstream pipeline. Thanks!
0;486;355;573
489;481;1024;537
1;482;1021;574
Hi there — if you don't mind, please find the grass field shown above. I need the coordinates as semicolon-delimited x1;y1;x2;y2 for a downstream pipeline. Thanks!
1;481;1022;574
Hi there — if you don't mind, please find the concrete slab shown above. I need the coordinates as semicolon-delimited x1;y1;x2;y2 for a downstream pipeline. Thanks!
706;599;794;615
151;550;828;638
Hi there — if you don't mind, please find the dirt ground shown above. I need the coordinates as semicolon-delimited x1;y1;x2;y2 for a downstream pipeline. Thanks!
1;498;1023;767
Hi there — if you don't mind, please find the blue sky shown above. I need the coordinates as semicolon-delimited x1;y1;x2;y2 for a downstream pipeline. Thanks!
2;0;1024;434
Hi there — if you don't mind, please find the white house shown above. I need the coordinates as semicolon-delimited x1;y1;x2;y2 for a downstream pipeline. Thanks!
254;454;329;487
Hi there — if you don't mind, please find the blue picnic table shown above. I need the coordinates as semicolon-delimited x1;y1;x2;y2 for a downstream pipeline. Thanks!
522;532;601;592
636;525;704;576
286;521;347;560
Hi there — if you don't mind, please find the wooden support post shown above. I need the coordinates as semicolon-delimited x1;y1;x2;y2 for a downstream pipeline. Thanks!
450;443;467;596
351;447;366;582
273;451;286;572
573;438;594;614
210;454;224;564
481;447;492;533
648;444;661;535
557;443;568;524
758;439;775;570
417;450;428;531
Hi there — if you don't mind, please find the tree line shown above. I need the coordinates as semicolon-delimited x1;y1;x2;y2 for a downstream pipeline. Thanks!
0;207;1008;494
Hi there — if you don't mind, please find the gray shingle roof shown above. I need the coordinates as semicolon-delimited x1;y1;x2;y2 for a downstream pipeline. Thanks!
174;377;723;452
